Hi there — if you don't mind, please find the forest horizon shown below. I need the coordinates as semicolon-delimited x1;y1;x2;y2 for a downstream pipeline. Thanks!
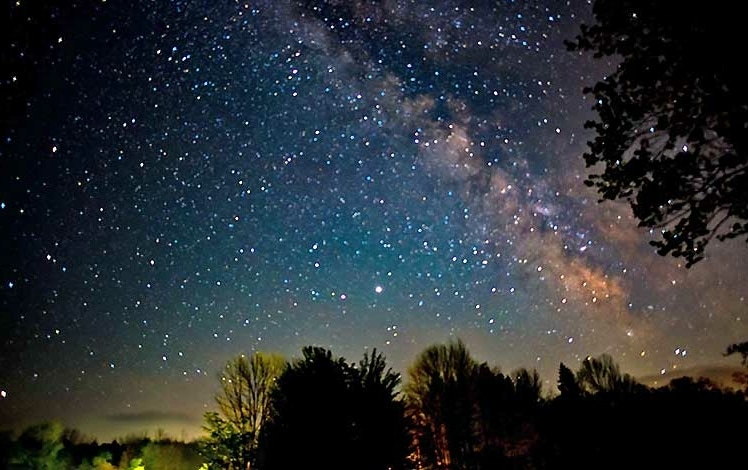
3;340;747;469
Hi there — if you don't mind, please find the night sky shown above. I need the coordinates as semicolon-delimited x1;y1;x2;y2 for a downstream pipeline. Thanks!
2;0;747;440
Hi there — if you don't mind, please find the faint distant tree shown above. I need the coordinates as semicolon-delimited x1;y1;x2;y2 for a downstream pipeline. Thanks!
259;346;409;470
725;341;748;367
576;354;640;395
202;352;285;469
405;339;480;470
567;0;748;266
10;421;69;469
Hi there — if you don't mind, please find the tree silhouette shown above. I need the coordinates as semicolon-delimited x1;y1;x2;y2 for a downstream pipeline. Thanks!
541;357;650;469
472;364;514;468
202;351;285;469
512;368;543;408
259;346;409;470
557;363;583;398
474;366;543;468
405;339;480;469
576;354;640;395
406;341;545;469
6;346;748;469
350;349;411;470
568;0;748;266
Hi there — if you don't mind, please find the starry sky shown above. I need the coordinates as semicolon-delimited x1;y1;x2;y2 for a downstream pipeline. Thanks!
2;0;747;441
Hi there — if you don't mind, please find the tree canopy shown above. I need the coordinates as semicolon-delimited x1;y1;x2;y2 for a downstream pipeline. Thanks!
405;339;480;469
202;352;285;470
568;0;748;266
3;342;747;469
259;346;410;470
405;340;545;469
575;354;641;395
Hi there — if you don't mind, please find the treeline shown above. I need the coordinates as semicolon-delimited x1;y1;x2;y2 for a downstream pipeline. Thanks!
0;424;202;469
4;340;747;469
204;340;748;469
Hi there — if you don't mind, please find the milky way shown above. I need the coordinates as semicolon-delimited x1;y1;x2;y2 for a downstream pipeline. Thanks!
2;0;746;439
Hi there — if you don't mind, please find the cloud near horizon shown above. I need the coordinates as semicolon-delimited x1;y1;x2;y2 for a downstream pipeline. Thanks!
104;410;199;425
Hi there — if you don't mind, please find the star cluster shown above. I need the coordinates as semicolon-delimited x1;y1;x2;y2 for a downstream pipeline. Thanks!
1;0;746;439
